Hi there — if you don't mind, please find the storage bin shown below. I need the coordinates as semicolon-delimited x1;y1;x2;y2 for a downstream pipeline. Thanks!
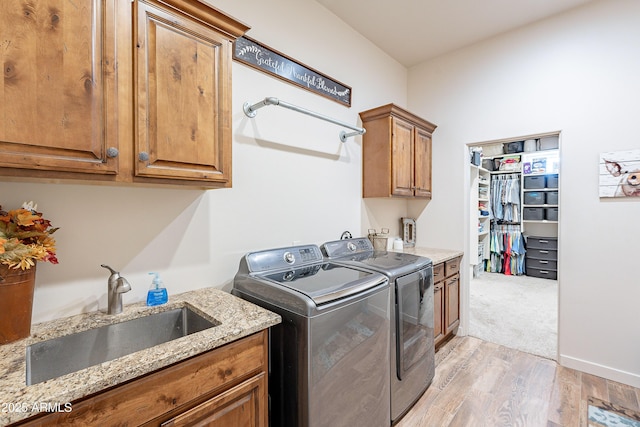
546;174;558;188
538;135;559;150
523;207;544;220
526;258;558;270
526;248;557;260
545;207;558;221
504;141;524;153
524;192;544;205
525;236;557;250
482;158;495;171
545;191;558;205
471;150;481;166
526;267;557;280
523;139;537;152
483;143;504;157
524;176;545;189
499;157;521;171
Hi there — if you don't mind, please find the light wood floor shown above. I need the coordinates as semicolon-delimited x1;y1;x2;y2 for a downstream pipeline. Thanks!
397;336;640;427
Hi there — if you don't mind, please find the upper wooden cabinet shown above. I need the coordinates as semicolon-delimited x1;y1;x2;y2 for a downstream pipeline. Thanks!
134;0;245;184
0;0;249;188
0;0;118;175
360;104;437;198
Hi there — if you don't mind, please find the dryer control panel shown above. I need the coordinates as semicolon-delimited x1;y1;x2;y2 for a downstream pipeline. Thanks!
322;238;373;258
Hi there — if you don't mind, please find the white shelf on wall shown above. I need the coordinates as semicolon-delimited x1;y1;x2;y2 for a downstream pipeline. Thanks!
469;160;491;276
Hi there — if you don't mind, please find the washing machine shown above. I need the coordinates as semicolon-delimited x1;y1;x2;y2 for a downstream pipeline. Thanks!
233;244;390;427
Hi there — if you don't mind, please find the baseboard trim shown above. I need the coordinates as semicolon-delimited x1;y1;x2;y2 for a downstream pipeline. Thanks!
559;354;640;388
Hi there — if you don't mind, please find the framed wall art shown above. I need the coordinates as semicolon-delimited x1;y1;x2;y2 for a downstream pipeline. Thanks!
599;149;640;198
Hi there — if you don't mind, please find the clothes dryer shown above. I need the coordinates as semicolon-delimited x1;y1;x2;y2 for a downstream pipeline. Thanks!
322;238;434;424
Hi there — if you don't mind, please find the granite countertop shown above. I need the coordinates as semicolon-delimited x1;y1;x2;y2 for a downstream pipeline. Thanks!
401;247;464;265
0;288;281;426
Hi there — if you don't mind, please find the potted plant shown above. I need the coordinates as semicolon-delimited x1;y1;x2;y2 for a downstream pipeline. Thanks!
0;202;58;344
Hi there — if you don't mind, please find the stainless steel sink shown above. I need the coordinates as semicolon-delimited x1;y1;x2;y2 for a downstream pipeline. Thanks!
26;307;219;385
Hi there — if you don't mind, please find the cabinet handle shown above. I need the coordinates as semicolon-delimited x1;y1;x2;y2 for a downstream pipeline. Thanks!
138;152;150;161
539;260;548;264
539;240;549;243
106;147;119;158
539;250;549;254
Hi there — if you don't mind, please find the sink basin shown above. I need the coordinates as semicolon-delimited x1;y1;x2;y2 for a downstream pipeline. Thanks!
26;307;219;385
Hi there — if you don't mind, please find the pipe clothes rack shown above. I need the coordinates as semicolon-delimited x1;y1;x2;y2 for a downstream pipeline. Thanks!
243;97;366;142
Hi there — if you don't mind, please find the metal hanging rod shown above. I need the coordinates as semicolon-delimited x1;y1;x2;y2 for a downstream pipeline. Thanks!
242;97;366;143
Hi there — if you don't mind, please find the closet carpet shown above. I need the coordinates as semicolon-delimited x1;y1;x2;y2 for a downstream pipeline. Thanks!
469;272;557;360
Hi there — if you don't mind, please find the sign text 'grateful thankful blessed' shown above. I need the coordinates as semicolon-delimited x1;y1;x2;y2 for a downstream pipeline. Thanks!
233;36;352;107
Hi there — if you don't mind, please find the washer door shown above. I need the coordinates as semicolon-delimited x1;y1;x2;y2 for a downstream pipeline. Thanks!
395;267;434;379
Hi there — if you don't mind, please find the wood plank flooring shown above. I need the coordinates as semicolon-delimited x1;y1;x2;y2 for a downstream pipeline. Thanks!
397;336;640;427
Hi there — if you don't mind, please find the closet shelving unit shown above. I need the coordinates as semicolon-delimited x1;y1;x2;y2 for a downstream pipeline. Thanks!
521;149;560;234
469;163;491;276
469;136;560;279
520;149;559;280
522;181;559;223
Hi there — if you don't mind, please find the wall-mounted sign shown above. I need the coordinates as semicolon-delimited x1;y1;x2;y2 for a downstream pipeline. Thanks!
233;36;352;107
599;149;640;198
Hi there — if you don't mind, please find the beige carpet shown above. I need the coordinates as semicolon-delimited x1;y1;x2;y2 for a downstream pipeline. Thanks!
468;272;558;360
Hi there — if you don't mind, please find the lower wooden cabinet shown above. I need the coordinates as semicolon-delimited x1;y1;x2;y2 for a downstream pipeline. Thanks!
13;331;268;427
434;256;461;349
161;373;265;426
445;274;460;335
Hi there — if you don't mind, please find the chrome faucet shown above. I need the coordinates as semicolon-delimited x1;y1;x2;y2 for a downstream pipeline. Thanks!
340;231;353;240
101;264;132;315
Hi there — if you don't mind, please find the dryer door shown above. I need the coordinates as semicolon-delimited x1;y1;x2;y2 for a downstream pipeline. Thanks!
395;267;434;379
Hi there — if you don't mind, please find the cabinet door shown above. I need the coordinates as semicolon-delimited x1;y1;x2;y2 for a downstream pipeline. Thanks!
135;0;232;184
0;0;118;174
161;373;267;427
413;127;432;198
445;274;460;334
434;281;444;345
391;117;415;197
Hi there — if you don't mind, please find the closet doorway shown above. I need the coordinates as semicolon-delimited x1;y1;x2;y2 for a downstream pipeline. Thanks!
467;133;559;360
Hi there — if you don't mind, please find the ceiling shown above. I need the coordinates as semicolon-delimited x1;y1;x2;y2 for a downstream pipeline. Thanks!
316;0;596;67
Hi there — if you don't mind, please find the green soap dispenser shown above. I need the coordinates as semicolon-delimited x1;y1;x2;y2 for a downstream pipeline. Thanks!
146;272;168;306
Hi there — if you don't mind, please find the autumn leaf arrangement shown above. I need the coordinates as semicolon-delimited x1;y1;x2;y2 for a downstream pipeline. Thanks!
0;202;59;270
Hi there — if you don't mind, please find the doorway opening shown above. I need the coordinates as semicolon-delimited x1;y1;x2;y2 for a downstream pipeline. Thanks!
467;133;560;360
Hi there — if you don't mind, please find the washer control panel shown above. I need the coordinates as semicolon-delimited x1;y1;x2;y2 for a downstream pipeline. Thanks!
246;245;323;272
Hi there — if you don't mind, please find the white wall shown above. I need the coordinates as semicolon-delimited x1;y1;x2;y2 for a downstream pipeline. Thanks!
408;0;640;387
1;0;407;323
